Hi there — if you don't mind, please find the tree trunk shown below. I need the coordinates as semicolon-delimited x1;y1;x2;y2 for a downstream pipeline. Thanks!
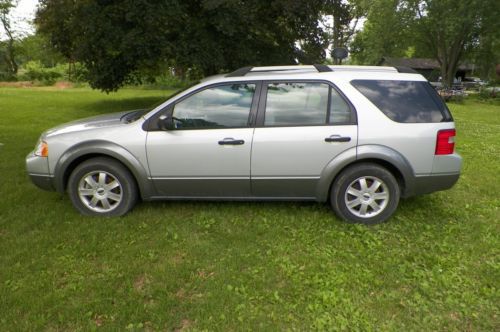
68;59;74;81
0;14;17;77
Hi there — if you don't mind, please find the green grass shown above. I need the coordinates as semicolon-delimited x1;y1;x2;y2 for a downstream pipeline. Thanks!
0;87;498;331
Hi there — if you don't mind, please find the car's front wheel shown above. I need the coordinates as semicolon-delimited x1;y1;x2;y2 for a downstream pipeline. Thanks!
67;157;138;216
330;163;400;224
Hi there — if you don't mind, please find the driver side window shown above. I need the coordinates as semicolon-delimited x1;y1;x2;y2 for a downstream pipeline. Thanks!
172;83;256;129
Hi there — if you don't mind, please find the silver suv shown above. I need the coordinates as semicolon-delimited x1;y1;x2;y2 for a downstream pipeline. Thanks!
26;65;462;224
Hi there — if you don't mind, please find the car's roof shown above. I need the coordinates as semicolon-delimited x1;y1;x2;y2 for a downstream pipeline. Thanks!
201;65;426;84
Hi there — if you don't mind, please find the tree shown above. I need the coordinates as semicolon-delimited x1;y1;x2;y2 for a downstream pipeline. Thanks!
350;0;414;65
15;33;65;68
36;0;327;92
408;0;500;87
352;0;500;87
323;0;366;64
0;0;18;78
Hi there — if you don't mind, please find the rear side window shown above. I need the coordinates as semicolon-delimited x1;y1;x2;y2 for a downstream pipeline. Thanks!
263;82;355;126
265;82;328;126
351;80;452;123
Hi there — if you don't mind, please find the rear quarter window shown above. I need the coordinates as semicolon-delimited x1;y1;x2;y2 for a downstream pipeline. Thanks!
351;80;452;123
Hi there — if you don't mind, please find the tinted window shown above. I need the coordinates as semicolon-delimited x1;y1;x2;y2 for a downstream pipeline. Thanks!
329;88;352;124
351;80;451;123
264;82;329;126
173;83;255;129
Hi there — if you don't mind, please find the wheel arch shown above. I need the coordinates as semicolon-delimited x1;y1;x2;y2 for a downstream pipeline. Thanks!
54;141;155;200
316;145;415;202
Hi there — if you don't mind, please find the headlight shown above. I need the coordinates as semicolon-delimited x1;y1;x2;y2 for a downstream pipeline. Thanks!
34;140;48;157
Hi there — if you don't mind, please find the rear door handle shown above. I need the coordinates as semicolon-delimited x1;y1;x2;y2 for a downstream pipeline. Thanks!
325;135;351;143
218;137;245;145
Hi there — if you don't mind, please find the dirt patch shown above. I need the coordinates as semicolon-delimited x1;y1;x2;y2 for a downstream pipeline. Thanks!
174;319;192;332
0;81;33;87
170;251;186;265
175;288;187;299
133;274;150;292
54;81;74;89
196;269;215;280
94;314;104;327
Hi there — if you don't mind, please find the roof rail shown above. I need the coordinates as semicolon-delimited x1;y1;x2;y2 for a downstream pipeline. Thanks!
225;64;333;77
394;66;418;74
313;64;333;72
226;66;253;77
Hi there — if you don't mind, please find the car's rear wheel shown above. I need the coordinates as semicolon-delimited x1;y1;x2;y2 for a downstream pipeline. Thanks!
330;163;400;224
68;157;138;216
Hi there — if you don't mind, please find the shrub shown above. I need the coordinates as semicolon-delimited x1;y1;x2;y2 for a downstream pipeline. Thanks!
154;72;191;89
68;62;88;83
19;61;65;85
478;86;500;100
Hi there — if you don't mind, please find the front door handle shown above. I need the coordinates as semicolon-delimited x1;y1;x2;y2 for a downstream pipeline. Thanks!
218;138;245;145
325;135;351;143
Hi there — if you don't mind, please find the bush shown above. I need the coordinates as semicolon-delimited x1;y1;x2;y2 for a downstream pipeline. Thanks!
68;62;88;83
478;86;500;100
19;61;65;85
153;72;192;89
0;71;17;82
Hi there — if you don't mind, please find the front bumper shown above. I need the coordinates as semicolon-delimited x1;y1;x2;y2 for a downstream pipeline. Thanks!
26;152;55;191
29;174;55;191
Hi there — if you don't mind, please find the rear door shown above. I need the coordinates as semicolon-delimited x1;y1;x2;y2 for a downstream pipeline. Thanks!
250;81;358;198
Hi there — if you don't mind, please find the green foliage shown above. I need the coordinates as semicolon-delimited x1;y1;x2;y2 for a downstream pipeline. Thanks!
352;0;500;87
477;87;500;100
410;0;500;87
0;87;499;330
17;61;88;85
323;0;367;64
36;0;328;92
468;33;500;80
350;0;414;65
19;60;64;85
152;72;196;90
15;34;65;67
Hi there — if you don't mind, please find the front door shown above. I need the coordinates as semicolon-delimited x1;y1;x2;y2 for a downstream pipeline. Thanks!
146;82;258;197
251;81;358;198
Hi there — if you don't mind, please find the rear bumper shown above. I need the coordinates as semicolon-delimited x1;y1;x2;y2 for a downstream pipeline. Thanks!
403;152;462;197
403;172;460;197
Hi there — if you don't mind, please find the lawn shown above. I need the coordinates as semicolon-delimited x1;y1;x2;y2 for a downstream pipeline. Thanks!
0;87;498;331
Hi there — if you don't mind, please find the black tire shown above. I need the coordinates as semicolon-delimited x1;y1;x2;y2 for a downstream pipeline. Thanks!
67;157;138;216
330;163;400;225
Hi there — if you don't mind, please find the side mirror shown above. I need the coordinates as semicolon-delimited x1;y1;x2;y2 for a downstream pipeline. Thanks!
158;115;174;130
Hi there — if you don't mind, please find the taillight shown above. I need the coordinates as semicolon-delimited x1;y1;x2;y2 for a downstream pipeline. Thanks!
435;129;456;155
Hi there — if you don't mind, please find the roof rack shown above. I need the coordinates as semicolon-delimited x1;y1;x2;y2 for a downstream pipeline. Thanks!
225;66;253;77
394;66;418;74
224;65;414;77
313;64;333;72
225;64;333;77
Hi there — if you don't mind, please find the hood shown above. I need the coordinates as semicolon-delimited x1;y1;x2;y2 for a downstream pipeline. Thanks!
43;110;144;138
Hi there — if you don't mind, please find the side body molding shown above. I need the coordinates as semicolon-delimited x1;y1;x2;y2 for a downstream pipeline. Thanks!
315;145;416;202
53;140;155;199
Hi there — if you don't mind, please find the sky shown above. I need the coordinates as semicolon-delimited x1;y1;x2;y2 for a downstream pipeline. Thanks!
1;0;38;38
